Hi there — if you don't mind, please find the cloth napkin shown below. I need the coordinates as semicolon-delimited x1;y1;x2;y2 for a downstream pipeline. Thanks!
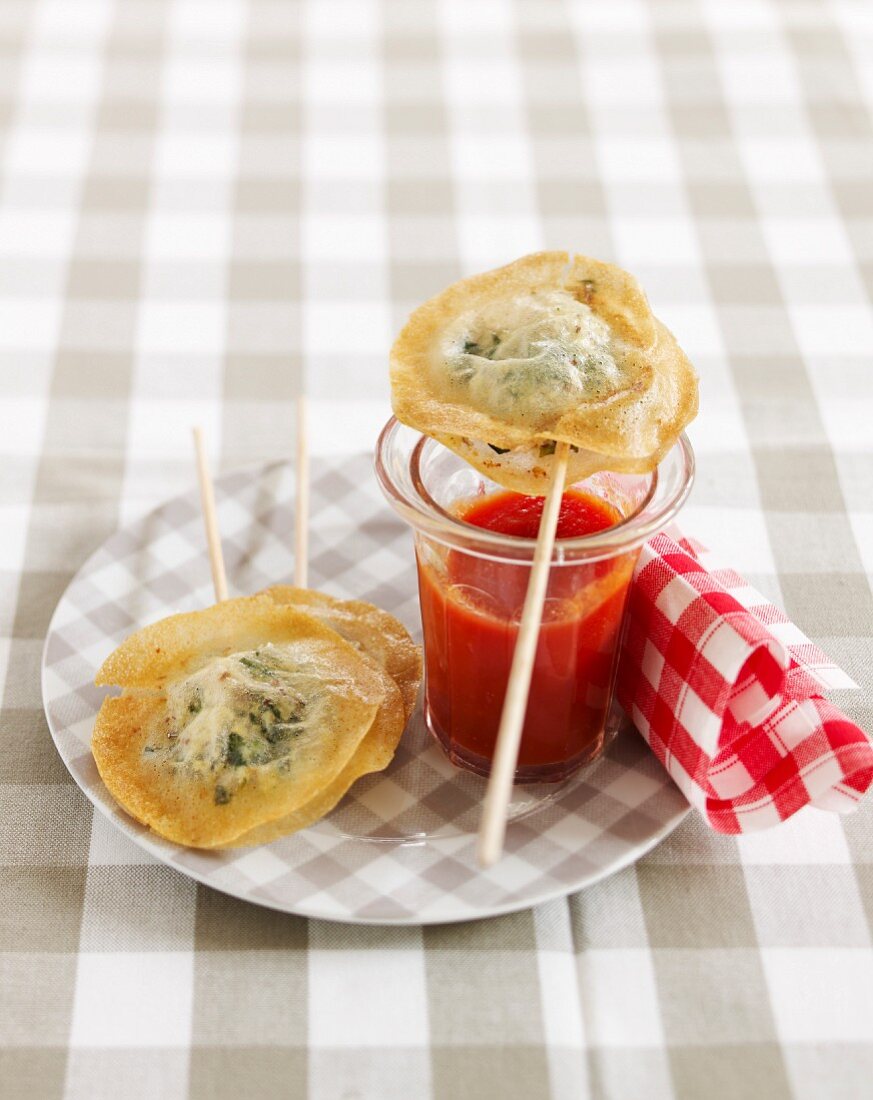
616;530;873;833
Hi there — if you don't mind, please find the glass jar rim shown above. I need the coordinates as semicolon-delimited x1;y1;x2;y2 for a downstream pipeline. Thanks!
374;417;695;563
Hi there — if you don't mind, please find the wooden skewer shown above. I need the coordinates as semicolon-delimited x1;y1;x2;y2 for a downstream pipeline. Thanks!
192;426;229;602
294;395;309;589
476;440;572;868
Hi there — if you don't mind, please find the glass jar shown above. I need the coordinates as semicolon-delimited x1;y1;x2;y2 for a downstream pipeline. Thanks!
375;419;694;783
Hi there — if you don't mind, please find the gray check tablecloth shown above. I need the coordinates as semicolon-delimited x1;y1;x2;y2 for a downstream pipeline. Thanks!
2;0;872;1098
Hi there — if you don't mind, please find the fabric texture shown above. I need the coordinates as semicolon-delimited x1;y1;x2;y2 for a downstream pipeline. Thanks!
2;0;872;1098
619;532;873;833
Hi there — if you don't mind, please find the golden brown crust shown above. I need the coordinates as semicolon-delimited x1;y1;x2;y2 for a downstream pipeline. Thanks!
262;586;422;719
96;593;346;690
390;251;698;493
224;678;405;848
91;596;387;848
92;694;179;834
212;586;423;847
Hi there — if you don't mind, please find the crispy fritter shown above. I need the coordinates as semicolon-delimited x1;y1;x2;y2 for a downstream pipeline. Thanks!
92;595;385;848
390;251;698;493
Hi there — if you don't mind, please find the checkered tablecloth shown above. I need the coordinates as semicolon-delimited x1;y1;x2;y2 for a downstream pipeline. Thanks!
2;0;872;1097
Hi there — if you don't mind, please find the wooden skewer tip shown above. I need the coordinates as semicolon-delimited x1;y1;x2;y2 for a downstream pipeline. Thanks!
294;396;309;590
192;426;229;603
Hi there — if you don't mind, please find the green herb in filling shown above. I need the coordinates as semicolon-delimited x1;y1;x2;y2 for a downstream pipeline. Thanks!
225;731;247;767
239;654;275;680
225;713;300;768
214;785;230;805
265;724;292;746
461;330;496;356
463;333;501;360
245;739;272;766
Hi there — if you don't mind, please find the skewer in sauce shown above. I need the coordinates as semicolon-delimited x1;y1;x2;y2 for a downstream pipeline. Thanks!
417;487;636;781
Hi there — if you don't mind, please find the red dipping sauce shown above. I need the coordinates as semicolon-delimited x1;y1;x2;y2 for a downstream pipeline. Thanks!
417;489;637;782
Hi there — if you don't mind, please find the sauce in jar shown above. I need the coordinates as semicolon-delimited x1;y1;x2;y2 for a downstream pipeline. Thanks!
416;489;636;782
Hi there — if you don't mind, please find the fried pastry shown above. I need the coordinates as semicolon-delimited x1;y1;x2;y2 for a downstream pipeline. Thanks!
92;595;386;849
226;587;422;847
390;251;698;493
264;586;421;718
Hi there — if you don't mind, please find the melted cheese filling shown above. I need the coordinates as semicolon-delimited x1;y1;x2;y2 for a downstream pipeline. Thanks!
437;289;623;427
145;645;315;792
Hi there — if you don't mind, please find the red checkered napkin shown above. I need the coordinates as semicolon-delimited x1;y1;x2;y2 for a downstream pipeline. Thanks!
617;531;873;833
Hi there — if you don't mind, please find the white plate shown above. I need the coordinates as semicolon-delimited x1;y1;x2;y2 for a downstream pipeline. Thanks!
42;455;689;924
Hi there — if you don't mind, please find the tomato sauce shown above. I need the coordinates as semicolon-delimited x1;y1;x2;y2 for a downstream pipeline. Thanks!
417;489;636;782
